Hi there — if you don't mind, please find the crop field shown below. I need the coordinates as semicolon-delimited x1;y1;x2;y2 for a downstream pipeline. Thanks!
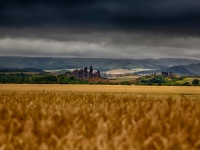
1;84;200;98
1;85;200;149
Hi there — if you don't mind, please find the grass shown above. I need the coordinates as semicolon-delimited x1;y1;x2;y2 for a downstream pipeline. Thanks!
108;76;140;83
0;91;200;149
138;76;200;86
173;77;200;85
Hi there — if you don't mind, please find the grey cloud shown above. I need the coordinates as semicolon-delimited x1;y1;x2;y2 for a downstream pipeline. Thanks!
1;0;200;35
1;26;200;49
1;0;200;59
1;36;200;59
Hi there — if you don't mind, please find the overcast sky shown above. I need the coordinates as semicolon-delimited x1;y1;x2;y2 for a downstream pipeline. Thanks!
1;0;200;59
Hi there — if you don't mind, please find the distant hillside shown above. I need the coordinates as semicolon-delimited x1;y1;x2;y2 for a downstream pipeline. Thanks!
164;63;200;75
0;56;200;71
165;66;193;75
184;63;200;75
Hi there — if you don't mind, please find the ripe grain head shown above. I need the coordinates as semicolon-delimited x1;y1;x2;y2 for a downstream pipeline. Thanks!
0;92;200;150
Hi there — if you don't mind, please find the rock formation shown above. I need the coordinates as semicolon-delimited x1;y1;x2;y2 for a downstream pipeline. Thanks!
89;65;93;78
162;71;173;76
70;66;101;79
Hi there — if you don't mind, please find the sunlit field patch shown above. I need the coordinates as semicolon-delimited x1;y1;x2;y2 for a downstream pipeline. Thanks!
1;84;200;98
0;92;200;150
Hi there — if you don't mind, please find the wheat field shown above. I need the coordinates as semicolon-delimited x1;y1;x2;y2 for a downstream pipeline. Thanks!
0;90;200;150
1;84;200;98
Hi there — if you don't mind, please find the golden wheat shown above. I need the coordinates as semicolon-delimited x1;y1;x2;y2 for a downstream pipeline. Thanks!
0;92;200;150
1;84;200;98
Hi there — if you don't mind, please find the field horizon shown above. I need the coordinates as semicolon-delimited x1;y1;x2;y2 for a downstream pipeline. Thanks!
1;84;200;98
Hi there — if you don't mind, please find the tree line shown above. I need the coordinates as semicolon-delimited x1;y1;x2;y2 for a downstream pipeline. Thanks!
0;73;102;84
0;73;199;86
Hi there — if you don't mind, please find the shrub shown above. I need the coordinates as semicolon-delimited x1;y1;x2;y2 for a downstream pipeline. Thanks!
192;79;199;86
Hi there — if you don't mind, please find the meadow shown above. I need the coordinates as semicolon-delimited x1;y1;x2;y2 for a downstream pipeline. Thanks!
0;84;200;149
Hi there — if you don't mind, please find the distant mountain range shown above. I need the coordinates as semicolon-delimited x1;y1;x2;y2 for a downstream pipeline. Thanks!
1;56;200;75
165;66;194;75
165;63;200;75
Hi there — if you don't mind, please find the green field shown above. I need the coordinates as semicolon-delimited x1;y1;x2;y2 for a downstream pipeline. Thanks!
108;75;140;82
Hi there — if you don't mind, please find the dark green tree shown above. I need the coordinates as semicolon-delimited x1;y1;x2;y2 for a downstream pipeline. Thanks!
192;79;199;86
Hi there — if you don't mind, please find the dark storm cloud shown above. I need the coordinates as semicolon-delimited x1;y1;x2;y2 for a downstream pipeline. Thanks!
1;0;200;59
1;0;200;34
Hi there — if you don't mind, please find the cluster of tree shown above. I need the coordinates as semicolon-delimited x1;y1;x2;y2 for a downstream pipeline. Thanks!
1;73;200;86
138;75;200;86
139;75;166;85
31;75;57;84
0;73;31;83
140;75;165;84
58;75;89;84
0;73;91;84
0;73;58;84
182;79;199;86
192;79;199;86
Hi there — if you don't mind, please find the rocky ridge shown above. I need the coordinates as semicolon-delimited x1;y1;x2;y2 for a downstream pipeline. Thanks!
70;66;101;79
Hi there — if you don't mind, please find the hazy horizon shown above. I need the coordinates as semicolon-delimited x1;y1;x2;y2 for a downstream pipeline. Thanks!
1;55;200;61
1;55;200;60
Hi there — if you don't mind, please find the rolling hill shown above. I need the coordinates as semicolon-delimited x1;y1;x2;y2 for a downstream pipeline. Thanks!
165;66;193;75
1;57;200;73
